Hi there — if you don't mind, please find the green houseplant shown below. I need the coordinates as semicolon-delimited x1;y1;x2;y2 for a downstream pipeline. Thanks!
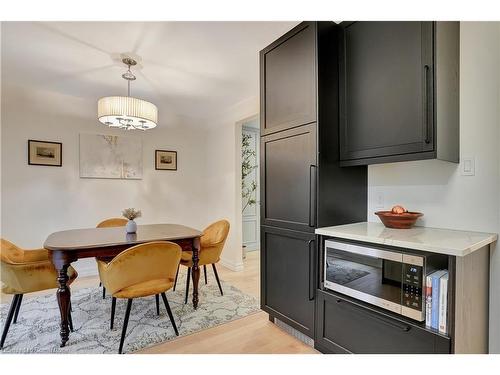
242;132;257;213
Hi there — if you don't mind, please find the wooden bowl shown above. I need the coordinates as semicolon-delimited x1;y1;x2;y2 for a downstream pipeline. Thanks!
374;211;423;229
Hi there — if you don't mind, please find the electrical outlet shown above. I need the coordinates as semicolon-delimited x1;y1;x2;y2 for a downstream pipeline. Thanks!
375;191;384;209
461;157;475;176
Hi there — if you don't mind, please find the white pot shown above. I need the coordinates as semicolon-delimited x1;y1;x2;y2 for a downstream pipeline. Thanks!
126;220;137;234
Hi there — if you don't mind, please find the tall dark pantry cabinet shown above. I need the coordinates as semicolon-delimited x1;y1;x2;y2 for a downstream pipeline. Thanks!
259;22;367;338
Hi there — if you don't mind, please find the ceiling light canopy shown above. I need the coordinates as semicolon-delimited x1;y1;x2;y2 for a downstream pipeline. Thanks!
98;58;158;130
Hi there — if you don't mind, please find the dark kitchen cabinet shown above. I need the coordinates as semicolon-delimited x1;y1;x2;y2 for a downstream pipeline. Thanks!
315;290;451;354
260;22;317;136
339;21;459;166
261;124;317;233
261;225;317;337
259;21;367;339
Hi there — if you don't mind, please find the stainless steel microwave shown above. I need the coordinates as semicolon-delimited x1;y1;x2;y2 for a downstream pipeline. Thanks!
323;240;446;321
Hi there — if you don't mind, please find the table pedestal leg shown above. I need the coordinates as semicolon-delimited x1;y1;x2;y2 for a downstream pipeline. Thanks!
53;256;72;347
192;237;201;309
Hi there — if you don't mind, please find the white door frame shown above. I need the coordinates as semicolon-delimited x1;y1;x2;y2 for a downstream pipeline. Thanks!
242;124;260;251
235;114;259;259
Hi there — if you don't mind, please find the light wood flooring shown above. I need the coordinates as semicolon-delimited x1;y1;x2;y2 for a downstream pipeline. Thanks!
1;250;317;354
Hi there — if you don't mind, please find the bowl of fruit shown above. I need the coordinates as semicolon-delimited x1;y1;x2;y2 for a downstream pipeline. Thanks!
375;205;423;229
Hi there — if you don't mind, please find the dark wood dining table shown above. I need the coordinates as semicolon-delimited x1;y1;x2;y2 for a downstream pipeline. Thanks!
44;223;202;348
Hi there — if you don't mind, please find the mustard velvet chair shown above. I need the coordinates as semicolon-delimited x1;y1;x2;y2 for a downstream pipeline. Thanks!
0;239;78;349
96;241;181;354
96;218;127;300
173;220;230;304
96;218;128;229
95;218;163;316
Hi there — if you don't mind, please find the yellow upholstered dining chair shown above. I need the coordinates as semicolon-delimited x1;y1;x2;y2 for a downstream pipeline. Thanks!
96;218;128;229
96;241;181;354
95;218;127;299
0;238;78;349
173;219;230;304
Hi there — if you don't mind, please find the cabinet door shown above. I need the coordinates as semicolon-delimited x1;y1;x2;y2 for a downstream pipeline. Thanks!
261;124;317;233
315;291;451;354
260;22;317;136
261;226;317;337
339;21;434;163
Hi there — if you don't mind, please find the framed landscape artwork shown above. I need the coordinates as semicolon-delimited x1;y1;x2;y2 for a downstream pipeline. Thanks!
28;140;62;167
155;150;177;170
79;133;143;179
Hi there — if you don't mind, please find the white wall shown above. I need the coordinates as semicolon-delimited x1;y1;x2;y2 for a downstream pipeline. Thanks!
204;97;259;271
367;22;500;353
1;83;210;276
0;81;258;279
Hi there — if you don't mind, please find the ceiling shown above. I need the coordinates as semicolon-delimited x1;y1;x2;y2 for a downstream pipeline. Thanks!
1;21;298;126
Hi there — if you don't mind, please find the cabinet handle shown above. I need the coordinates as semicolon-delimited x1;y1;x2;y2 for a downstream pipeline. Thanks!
424;65;431;144
309;165;317;227
308;239;315;301
335;298;411;332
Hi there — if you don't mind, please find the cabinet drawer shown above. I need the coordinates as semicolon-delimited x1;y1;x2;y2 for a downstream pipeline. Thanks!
315;291;451;354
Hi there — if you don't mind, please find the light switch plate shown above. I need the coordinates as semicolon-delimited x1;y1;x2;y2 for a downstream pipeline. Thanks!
375;191;384;209
461;157;475;176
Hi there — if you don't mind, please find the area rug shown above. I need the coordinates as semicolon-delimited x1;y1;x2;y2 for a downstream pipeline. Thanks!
0;273;260;354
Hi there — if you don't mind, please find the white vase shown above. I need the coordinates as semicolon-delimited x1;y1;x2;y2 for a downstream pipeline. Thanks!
126;220;137;234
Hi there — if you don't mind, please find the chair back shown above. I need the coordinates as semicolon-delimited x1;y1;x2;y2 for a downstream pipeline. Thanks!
1;239;59;295
96;218;128;228
200;220;230;262
0;239;24;264
101;241;181;295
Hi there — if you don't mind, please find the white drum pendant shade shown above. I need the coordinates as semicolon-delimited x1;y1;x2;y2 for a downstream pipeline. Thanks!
98;96;158;130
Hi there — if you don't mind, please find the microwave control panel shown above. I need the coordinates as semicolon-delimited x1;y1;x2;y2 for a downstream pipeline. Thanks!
402;264;423;310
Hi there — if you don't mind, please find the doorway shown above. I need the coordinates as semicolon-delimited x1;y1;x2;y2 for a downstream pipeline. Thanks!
241;116;260;256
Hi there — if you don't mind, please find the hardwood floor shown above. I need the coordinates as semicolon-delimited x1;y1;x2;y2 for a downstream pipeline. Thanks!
138;310;316;354
1;250;317;354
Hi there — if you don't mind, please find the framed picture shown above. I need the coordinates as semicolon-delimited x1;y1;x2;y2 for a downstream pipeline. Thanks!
79;134;142;179
28;140;62;167
155;150;177;171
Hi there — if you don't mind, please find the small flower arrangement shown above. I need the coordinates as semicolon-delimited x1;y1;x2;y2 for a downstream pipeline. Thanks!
122;208;142;221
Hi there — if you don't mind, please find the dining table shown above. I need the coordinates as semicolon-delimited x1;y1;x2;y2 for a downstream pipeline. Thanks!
44;223;203;348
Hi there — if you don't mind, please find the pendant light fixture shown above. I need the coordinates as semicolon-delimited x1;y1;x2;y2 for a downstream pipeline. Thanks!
97;57;158;130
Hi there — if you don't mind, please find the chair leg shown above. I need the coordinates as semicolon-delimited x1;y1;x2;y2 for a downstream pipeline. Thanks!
155;294;160;316
212;264;223;296
184;267;191;304
99;281;102;287
119;299;133;354
13;294;23;324
173;264;180;291
110;297;116;330
103;286;106;299
1;294;20;349
161;293;179;336
204;265;207;285
68;304;74;332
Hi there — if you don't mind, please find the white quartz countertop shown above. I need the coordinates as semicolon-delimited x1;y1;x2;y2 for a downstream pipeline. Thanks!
315;222;497;257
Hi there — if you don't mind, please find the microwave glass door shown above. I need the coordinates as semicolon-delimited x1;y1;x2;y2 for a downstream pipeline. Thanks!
325;245;403;306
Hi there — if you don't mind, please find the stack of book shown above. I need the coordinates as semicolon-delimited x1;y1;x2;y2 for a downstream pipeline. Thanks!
425;270;449;335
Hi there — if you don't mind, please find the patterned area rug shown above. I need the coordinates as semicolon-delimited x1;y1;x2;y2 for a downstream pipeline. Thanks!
0;273;259;354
